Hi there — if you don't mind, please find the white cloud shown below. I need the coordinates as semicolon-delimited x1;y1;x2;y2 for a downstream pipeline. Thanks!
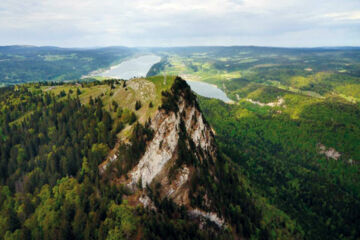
324;11;360;21
0;0;359;47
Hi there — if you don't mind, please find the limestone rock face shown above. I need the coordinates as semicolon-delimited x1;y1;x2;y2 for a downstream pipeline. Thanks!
116;77;223;226
128;86;217;205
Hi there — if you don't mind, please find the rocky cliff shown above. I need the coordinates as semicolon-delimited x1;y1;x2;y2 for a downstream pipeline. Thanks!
108;77;225;226
99;77;299;238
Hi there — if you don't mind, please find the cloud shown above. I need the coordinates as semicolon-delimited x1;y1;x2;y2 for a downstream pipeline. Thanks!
323;11;360;21
0;0;359;47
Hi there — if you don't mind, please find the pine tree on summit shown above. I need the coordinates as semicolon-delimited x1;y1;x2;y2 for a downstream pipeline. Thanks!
135;100;142;110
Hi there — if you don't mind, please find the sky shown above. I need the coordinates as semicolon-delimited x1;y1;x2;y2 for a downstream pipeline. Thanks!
1;0;360;47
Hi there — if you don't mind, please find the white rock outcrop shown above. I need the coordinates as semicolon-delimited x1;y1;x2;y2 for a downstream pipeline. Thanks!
246;97;285;107
189;208;225;227
129;94;215;189
318;144;341;160
130;111;180;188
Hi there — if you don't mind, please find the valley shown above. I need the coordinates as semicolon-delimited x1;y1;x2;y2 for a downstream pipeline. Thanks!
0;76;301;239
0;46;359;239
93;54;161;80
1;0;359;238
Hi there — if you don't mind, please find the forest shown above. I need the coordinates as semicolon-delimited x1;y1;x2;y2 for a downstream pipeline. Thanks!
147;46;360;239
0;46;359;239
0;79;300;239
198;94;360;239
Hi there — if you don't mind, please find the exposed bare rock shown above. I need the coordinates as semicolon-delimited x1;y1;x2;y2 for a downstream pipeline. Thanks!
99;153;117;174
128;104;215;193
189;209;225;227
139;194;156;210
129;109;180;188
246;97;285;107
107;77;224;227
318;143;341;160
128;86;216;193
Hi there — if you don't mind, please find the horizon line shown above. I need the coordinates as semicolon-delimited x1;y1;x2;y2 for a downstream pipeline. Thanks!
1;44;360;50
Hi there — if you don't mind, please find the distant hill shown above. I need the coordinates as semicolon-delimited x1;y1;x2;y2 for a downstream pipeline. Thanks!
0;45;135;85
0;52;359;238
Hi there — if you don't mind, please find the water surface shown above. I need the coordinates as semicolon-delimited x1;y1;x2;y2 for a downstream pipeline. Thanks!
97;55;161;79
96;55;231;102
185;80;231;102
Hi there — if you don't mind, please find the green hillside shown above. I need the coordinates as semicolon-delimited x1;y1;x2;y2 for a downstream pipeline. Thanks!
198;91;360;239
144;46;360;239
1;46;360;239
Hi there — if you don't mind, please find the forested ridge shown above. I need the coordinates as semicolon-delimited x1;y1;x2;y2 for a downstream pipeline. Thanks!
0;68;359;239
147;46;360;239
198;95;360;240
0;80;302;239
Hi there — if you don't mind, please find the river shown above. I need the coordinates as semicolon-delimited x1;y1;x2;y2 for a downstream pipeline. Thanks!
95;55;231;103
185;80;231;103
96;55;161;79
